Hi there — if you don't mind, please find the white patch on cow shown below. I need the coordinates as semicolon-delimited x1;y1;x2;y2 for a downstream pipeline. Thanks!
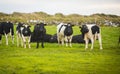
24;24;28;28
20;27;24;31
57;23;66;46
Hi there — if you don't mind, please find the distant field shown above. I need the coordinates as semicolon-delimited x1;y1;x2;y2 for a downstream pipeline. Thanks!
0;26;120;74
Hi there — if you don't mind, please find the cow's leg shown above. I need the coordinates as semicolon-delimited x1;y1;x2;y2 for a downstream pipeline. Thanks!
94;33;97;40
11;35;14;44
98;34;103;50
10;29;14;44
65;36;68;47
22;36;26;48
28;36;31;48
84;35;88;50
36;42;39;48
57;37;60;45
0;34;2;44
90;37;94;50
57;35;61;45
21;36;23;47
85;39;89;50
69;36;72;47
17;34;19;47
5;33;8;45
41;36;44;48
61;38;64;46
41;40;44;48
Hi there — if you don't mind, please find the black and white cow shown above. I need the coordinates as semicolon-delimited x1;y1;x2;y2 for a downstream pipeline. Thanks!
0;21;14;45
80;24;103;50
16;23;31;48
57;23;73;47
31;23;46;48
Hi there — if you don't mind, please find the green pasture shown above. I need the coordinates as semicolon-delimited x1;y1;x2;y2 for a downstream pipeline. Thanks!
0;26;120;74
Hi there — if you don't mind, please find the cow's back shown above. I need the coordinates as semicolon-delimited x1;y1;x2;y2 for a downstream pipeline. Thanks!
57;23;66;36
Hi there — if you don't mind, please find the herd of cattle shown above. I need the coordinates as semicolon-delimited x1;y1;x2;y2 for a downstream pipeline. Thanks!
0;21;103;50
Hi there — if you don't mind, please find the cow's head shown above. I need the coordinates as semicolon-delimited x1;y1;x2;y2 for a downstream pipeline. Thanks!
35;23;46;33
79;25;89;38
22;24;31;36
64;23;74;36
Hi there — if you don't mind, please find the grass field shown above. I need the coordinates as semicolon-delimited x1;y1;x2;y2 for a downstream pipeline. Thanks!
0;26;120;74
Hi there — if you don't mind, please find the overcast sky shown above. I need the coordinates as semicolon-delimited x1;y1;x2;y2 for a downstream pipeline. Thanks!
0;0;120;15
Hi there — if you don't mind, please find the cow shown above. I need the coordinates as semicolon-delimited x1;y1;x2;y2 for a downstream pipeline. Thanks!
49;34;57;43
72;34;91;43
0;21;14;45
16;23;31;48
80;24;103;50
31;23;46;48
72;34;85;43
57;23;73;47
31;34;52;43
44;34;52;42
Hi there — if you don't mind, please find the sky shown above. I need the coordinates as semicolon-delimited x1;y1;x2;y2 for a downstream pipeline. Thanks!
0;0;120;15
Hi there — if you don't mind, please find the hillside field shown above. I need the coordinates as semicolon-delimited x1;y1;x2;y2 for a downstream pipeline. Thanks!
0;26;120;74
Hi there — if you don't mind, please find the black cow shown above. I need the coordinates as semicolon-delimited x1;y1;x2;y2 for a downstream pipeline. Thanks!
16;23;31;48
0;21;14;45
49;34;58;43
72;34;91;43
44;34;52;42
72;34;85;43
31;23;46;48
31;34;52;43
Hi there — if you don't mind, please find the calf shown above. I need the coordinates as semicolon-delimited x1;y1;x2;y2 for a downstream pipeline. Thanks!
0;21;14;45
80;24;103;50
57;23;73;47
32;23;46;48
16;23;31;48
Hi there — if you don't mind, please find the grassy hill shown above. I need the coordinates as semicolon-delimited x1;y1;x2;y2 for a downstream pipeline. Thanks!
0;12;120;26
0;26;120;74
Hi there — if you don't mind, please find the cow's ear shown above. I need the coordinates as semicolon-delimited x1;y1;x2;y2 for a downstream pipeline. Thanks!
71;24;74;27
44;23;47;26
79;26;82;28
64;25;67;27
28;25;31;27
